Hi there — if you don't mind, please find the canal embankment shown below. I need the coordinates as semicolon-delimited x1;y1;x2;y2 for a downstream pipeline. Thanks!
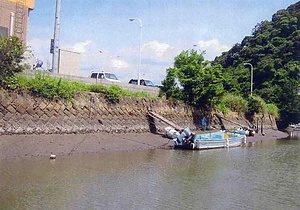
0;89;289;159
0;89;280;135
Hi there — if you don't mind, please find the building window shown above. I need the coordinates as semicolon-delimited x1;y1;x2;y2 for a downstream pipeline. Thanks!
0;27;8;36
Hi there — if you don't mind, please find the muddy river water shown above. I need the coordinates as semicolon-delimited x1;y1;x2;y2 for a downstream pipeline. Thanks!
0;139;299;209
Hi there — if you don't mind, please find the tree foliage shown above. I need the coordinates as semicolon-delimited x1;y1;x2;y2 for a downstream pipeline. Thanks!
247;95;266;116
0;36;25;87
213;2;300;126
161;50;225;108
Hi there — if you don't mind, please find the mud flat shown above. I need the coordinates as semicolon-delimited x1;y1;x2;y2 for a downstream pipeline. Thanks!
0;129;288;160
0;132;173;160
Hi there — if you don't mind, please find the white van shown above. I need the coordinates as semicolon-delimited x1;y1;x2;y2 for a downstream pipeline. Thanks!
90;71;121;83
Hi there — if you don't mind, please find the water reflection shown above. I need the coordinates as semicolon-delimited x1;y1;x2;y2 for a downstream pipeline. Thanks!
0;140;299;209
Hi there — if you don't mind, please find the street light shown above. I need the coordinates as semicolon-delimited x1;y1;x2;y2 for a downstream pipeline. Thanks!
244;63;253;95
129;18;142;85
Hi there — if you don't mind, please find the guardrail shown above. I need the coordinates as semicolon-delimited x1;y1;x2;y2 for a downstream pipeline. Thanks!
22;69;160;96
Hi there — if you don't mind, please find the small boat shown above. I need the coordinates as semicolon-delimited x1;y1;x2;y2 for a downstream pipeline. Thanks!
290;127;300;139
289;123;300;129
173;128;246;150
232;127;255;136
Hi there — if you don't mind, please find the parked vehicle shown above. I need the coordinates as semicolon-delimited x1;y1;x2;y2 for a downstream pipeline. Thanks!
128;79;154;86
90;71;121;82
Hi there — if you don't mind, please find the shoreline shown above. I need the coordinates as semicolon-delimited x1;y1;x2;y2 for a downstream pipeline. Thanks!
244;129;289;142
0;129;289;160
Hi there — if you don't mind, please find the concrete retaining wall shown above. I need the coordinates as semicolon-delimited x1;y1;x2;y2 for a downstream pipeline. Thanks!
0;90;197;135
0;89;278;135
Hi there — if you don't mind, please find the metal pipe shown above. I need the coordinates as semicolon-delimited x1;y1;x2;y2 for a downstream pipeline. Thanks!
10;12;15;36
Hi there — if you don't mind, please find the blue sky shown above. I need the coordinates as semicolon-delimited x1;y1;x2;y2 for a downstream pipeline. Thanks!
27;0;298;85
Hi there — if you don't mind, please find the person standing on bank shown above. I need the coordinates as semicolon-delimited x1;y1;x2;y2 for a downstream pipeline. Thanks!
201;117;207;131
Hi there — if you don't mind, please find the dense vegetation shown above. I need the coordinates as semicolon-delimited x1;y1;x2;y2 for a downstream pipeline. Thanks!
0;36;25;88
214;2;300;126
160;2;300;127
160;50;279;121
8;72;152;104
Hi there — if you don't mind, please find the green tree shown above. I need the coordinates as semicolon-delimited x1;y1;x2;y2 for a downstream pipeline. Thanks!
214;1;300;125
0;36;25;87
160;67;183;101
222;65;251;96
161;50;225;108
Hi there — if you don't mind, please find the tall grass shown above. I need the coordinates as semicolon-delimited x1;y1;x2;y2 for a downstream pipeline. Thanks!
265;103;280;119
216;93;248;116
247;94;266;115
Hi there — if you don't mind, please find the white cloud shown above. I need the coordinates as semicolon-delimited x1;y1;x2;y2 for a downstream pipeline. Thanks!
143;41;171;57
195;39;230;60
142;40;177;62
115;41;177;84
68;41;92;53
110;59;129;69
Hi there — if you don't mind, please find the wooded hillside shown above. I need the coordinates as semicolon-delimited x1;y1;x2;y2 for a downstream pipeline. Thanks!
214;1;300;127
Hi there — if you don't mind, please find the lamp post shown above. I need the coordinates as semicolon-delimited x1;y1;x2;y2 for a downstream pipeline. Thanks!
244;63;253;95
129;18;142;85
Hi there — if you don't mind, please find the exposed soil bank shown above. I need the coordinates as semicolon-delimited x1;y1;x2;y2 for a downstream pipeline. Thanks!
0;129;289;160
245;129;289;142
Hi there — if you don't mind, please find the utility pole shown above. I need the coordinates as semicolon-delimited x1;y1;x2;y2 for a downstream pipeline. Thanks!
51;0;61;73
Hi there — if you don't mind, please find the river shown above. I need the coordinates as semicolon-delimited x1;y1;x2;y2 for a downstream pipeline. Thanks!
0;139;299;210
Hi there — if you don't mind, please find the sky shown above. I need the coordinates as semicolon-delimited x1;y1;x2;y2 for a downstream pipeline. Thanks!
27;0;298;85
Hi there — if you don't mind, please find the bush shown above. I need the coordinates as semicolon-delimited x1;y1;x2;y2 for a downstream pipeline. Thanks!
247;94;266;115
216;93;248;115
105;85;123;104
0;36;25;87
26;72;77;100
266;103;280;119
215;102;230;116
89;84;107;94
